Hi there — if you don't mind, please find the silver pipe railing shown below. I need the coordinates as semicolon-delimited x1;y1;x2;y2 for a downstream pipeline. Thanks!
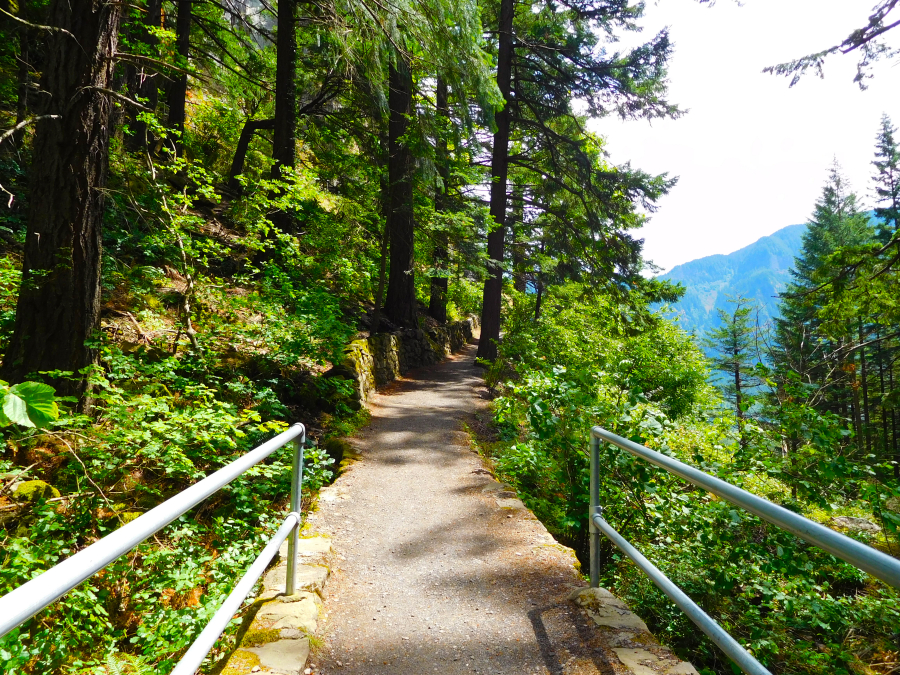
0;422;306;670
171;512;301;675
589;425;900;675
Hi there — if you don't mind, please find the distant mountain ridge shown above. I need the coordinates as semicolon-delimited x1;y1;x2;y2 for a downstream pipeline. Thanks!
658;224;806;337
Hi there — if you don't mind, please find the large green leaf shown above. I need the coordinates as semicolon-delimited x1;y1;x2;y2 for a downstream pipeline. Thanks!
1;392;31;427
5;382;59;428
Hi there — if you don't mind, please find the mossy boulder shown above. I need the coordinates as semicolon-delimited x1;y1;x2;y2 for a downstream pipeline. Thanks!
323;437;352;466
13;480;60;502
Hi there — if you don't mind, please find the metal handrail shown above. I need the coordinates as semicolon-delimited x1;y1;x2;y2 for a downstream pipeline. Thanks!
588;425;900;675
0;422;306;672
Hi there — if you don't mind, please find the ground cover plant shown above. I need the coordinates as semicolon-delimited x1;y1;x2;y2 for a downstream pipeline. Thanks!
480;238;900;674
0;1;898;674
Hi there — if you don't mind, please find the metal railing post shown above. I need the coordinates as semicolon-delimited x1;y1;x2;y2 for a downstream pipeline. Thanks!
285;424;305;595
589;433;600;588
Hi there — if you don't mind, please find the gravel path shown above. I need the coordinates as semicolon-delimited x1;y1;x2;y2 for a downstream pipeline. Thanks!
306;342;622;675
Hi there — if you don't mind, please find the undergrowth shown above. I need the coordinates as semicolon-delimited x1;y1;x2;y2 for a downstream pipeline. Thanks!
477;289;900;675
0;137;399;673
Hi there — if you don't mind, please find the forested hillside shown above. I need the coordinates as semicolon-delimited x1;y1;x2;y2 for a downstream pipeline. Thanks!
0;0;684;672
0;1;898;675
660;223;805;336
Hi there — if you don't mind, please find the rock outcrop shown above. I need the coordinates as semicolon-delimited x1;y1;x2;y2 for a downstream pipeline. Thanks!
327;316;479;405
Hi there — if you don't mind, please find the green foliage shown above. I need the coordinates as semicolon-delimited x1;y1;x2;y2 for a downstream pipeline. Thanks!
0;380;59;428
0;344;336;673
485;278;899;675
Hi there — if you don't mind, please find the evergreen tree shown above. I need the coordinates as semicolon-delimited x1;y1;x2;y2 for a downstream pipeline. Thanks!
873;113;900;242
773;162;874;448
792;160;873;286
1;0;122;398
476;0;680;361
704;295;760;447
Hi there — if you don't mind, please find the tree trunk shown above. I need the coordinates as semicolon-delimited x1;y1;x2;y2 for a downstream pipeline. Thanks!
849;341;864;455
272;0;296;175
859;322;872;454
510;181;526;292
268;0;297;233
127;0;162;151
370;131;390;336
228;117;275;191
13;27;29;148
878;330;888;457
383;51;418;329
428;77;449;324
476;0;514;362
891;359;899;478
167;0;191;151
2;0;121;401
734;356;745;448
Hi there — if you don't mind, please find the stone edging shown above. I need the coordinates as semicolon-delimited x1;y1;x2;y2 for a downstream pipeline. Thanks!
569;588;699;675
218;318;480;674
219;536;333;675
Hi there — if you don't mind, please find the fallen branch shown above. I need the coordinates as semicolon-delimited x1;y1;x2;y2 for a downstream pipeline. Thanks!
125;311;152;344
50;434;120;522
0;492;91;511
0;463;38;496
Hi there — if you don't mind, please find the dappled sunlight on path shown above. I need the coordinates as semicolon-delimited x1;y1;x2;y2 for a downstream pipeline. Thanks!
307;343;619;675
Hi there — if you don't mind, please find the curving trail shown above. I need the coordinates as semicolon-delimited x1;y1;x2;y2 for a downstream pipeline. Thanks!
305;340;626;675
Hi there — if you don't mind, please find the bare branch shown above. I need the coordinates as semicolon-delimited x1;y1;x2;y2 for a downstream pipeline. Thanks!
111;52;205;82
0;115;61;147
0;7;77;41
77;87;153;111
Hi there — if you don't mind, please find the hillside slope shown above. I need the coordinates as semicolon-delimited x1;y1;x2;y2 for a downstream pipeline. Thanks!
659;224;806;336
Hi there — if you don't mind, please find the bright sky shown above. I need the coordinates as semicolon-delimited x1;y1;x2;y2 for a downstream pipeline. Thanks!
588;0;900;274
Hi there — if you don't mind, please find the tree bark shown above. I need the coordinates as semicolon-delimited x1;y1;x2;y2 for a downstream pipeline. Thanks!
891;359;899;478
428;77;449;324
383;52;418;329
370;131;391;336
228;117;275;191
860;322;872;454
476;0;514;362
271;0;296;176
733;343;747;449
510;181;526;292
878;330;888;457
2;0;121;401
268;0;297;233
167;0;191;151
13;28;29;148
127;0;162;151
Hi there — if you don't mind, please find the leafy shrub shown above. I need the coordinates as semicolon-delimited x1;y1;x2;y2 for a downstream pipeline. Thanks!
485;292;900;675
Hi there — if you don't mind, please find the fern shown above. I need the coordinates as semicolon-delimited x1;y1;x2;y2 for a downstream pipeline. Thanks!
103;653;155;675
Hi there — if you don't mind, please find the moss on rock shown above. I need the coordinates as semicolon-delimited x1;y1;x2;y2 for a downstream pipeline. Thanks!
218;649;262;675
240;627;282;647
13;480;60;501
323;437;352;466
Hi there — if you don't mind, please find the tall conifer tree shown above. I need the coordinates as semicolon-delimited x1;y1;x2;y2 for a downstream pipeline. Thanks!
873;113;900;241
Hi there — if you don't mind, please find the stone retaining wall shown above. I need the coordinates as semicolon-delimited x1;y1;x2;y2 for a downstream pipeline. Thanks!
327;315;479;404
